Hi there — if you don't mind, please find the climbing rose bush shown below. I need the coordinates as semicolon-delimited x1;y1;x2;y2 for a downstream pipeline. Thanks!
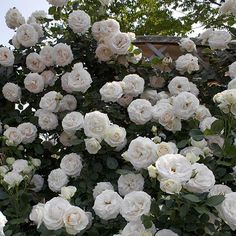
0;1;235;235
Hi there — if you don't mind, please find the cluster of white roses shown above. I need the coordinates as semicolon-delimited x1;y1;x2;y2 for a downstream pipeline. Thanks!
92;18;133;61
48;153;83;192
199;28;232;50
100;73;144;103
3;122;37;146
0;157;41;189
30;196;91;235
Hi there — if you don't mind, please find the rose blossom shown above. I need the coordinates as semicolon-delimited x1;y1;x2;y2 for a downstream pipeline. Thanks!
39;46;55;67
16;24;38;47
59;186;77;200
17;122;37;144
208;30;232;50
36;110;58;131
46;0;69;7
104;124;126;147
0;47;14;67
48;168;69;192
179;38;196;52
41;70;57;87
59;131;77;147
168;76;191;96
39;91;62;112
93;190;122;220
175;53;199;74
29;203;45;228
5;7;25;29
95;44;113;62
4;127;22;146
62;112;84;134
30;174;44;192
60;153;83;177
160;178;182;194
59;95;77;112
24;73;44;93
100;81;124;102
68;10;91;34
3;171;23;188
2;83;21;102
61;72;73;93
53;43;73;66
93;182;114;199
85;138;101;154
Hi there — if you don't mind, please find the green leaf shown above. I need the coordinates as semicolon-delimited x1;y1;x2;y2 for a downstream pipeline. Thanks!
106;157;118;169
211;119;224;134
177;139;188;148
189;129;204;141
183;194;202;203
48;6;56;15
0;189;8;200
141;215;153;229
205;195;225;207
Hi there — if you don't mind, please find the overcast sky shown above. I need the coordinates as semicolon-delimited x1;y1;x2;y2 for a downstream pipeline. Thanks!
0;0;50;46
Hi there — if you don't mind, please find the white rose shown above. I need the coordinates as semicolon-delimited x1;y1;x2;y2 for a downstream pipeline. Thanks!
92;19;120;41
59;95;77;112
155;229;178;236
118;173;144;196
152;101;172;121
43;197;70;230
194;105;211;121
128;99;153;125
122;74;145;97
160;178;182;194
199;28;214;44
121;220;146;236
63;206;89;235
4;127;22;146
12;159;29;173
199;116;217;132
179;38;196;52
149;76;165;89
59;132;77;147
189;82;199;96
68;10;91;35
16;24;38;47
95;44;113;62
53;43;73;66
228;61;236;79
84;111;110;140
120;191;151;222
30;174;44;192
180;146;204;163
108;32;131;55
122;137;157;169
93;190;122;220
29;203;45;228
0;47;14;67
27;10;47;24
140;89;158;105
184;163;215;193
17;122;37;144
62;112;84;134
3;171;23;188
60;153;83;177
47;0;69;7
39;91;62;112
0;211;7;236
39;46;55;67
217;192;236;230
208;184;232;198
5;8;25;29
61;72;73;93
104;124;126;147
85;138;101;154
147;165;158;178
0;166;9;177
175;53;199;74
156;142;178;157
41;70;57;88
60;186;77;200
100;81;124;102
173;92;199;120
37;110;58;131
228;78;236;89
2;83;21;102
168;76;190;96
24;73;44;93
93;182;114;199
155;154;192;183
208;30;232;50
48;168;69;192
30;23;44;38
68;63;92;93
219;0;236;16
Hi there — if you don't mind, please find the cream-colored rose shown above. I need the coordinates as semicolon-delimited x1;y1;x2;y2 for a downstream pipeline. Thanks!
60;153;83;177
62;112;84;134
48;168;69;192
208;30;232;50
61;72;73;93
0;47;14;67
175;54;199;74
4;127;22;146
85;138;101;154
59;186;77;200
41;70;57;87
147;165;157;178
168;76;190;96
63;206;89;235
59;95;77;112
37;110;58;131
24;73;44;93
160;178;182;194
2;82;21;102
39;91;62;112
16;24;38;48
5;7;25;29
68;10;91;34
156;142;178;157
59;131;77;147
179;38;196;52
92;182;114;199
17;122;37;144
108;32;131;55
95;44;113;62
39;46;55;67
104;124;126;147
100;81;124;102
29;203;45;228
53;43;73;66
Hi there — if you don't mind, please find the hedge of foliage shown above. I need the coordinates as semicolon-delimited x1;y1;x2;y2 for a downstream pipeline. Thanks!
0;0;236;236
